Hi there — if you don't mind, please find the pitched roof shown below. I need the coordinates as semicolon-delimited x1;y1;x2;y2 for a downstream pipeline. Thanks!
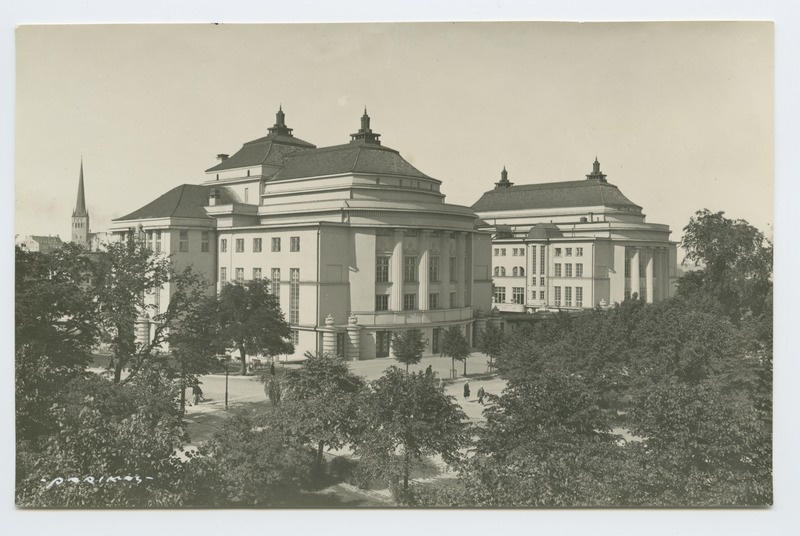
114;184;236;221
30;235;63;245
471;179;641;213
273;140;434;181
205;133;316;172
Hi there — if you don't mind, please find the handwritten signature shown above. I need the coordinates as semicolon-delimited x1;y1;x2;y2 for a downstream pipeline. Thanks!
41;475;154;489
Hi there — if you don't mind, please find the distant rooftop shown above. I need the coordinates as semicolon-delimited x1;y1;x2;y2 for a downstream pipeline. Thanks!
114;184;236;221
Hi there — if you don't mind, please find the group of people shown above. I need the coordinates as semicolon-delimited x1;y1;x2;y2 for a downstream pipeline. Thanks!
462;381;486;404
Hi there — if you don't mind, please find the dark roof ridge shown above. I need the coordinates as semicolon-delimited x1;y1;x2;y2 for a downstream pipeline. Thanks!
291;141;400;156
170;184;187;217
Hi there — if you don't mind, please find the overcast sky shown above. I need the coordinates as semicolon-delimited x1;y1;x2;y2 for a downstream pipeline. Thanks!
15;22;773;252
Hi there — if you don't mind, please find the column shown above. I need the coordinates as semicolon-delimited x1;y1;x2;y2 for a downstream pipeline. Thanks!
322;314;337;355
456;232;466;308
630;247;641;299
645;248;654;303
390;230;404;311
135;314;150;346
345;313;362;360
419;230;431;310
661;248;670;300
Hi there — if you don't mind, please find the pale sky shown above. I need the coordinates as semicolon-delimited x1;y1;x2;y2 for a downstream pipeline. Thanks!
15;22;773;252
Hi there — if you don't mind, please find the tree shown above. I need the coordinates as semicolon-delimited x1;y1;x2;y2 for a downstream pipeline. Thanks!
216;279;294;375
92;240;173;383
278;352;365;472
15;244;100;441
441;326;470;377
352;367;469;495
16;367;194;507
477;321;504;370
679;209;772;321
392;328;427;372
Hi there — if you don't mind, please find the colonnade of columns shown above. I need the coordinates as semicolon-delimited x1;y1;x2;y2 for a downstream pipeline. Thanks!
628;246;671;303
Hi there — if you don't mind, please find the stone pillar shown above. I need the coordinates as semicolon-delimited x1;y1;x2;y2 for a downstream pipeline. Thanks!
345;313;362;360
322;314;337;356
630;247;640;299
456;232;466;308
390;230;404;311
645;248;654;304
419;230;431;310
134;314;150;346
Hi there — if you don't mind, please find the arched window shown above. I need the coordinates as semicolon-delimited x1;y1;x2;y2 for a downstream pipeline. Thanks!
519;267;525;277
494;266;500;276
512;267;519;277
500;267;506;276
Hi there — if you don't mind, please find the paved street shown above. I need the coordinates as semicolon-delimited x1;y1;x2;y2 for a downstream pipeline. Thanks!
183;352;506;446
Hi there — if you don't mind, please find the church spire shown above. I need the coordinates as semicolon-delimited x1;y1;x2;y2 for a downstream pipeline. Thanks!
73;158;88;217
267;105;293;136
350;107;381;145
586;156;607;182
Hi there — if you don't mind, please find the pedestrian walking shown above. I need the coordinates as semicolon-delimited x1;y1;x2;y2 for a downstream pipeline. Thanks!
477;385;485;405
463;381;470;400
191;381;204;405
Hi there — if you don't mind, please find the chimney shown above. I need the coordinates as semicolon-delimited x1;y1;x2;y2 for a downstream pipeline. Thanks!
216;154;229;161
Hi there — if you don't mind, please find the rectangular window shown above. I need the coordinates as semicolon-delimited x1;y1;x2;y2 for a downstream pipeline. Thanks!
576;287;583;307
289;268;299;324
554;247;561;256
565;264;573;277
554;286;562;306
376;331;392;358
494;248;499;256
576;263;583;278
235;267;244;282
253;267;262;280
512;287;524;304
565;286;572;307
235;238;244;253
531;245;536;274
493;287;506;303
554;263;562;277
540;247;546;275
576;247;583;257
403;293;417;311
179;230;189;252
376;256;390;282
540;290;545;300
201;231;210;252
271;268;280;305
220;267;227;285
404;256;417;282
540;276;545;287
155;231;162;253
566;247;572;257
429;256;440;282
501;248;506;256
450;256;457;281
290;236;300;252
375;294;389;311
253;238;262;252
271;237;281;252
220;238;228;253
146;230;154;251
291;330;299;346
450;291;457;308
429;293;439;309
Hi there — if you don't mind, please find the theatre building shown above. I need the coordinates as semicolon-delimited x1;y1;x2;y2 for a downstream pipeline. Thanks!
472;160;678;313
110;108;492;360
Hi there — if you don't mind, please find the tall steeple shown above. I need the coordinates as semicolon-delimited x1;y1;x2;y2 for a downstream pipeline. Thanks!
267;105;294;136
585;156;607;182
71;158;90;248
495;166;514;189
350;107;381;145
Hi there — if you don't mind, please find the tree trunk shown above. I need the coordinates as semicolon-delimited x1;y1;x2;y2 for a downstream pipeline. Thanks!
238;344;247;375
317;441;325;469
464;358;467;376
406;362;409;373
403;448;410;491
113;358;123;384
451;357;455;378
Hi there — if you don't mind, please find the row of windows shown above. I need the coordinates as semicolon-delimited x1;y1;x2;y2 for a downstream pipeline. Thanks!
553;263;584;278
493;246;584;258
218;267;295;312
375;292;457;311
220;236;301;254
377;256;459;283
554;247;583;257
553;286;583;307
493;266;526;277
143;230;212;254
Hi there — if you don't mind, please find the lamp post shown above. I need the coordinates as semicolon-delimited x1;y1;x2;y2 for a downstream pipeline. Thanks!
218;355;230;410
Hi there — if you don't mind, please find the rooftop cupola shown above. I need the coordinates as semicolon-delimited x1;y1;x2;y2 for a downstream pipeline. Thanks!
586;156;607;182
267;105;294;136
494;166;514;189
350;107;381;145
